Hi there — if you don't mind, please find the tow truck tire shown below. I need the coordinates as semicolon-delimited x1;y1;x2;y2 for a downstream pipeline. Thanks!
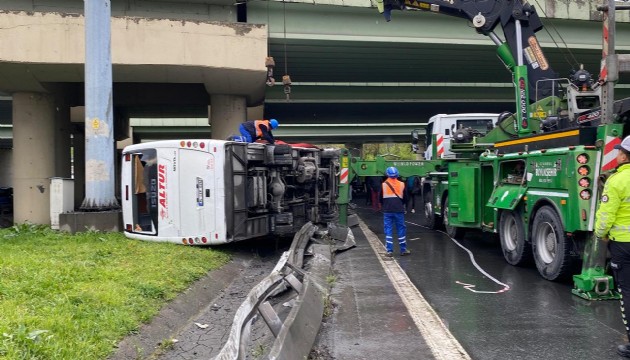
442;195;464;238
422;189;439;229
531;205;573;281
499;210;531;266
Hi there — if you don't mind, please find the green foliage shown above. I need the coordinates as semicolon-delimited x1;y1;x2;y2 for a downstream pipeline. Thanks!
325;274;337;286
313;143;415;161
0;227;231;360
3;223;52;238
322;293;334;318
362;143;415;160
1;325;53;360
251;343;266;358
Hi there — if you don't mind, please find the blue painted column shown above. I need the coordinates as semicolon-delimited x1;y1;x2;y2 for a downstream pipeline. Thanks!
82;0;119;210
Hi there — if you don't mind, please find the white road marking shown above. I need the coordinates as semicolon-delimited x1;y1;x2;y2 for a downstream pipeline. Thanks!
405;220;510;294
358;219;471;360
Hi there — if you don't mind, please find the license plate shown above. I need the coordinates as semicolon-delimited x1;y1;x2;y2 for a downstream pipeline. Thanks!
196;177;204;206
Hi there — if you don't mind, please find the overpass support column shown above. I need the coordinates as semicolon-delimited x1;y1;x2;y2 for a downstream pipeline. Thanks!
81;0;119;210
210;94;246;140
73;125;86;210
12;92;56;224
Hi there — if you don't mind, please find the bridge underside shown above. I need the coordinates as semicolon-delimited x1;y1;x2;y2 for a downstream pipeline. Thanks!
2;2;630;144
254;2;630;143
131;1;630;143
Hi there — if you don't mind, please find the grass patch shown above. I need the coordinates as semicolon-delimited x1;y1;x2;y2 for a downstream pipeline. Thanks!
0;225;230;360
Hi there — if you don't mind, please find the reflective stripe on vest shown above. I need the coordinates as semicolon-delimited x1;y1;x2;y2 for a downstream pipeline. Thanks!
254;120;270;137
382;179;404;199
595;163;630;241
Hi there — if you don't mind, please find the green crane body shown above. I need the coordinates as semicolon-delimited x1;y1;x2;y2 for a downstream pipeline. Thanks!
336;0;630;299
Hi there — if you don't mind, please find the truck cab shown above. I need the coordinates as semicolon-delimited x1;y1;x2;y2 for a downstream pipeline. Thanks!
423;113;499;160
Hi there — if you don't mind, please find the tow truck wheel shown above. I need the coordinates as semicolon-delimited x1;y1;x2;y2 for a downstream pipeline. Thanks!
531;205;573;281
422;189;439;229
442;195;463;238
498;210;531;266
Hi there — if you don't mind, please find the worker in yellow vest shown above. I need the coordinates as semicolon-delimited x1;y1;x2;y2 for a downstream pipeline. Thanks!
595;135;630;358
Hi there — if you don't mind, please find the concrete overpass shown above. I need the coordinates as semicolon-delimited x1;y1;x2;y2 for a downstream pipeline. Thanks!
0;0;629;225
115;0;630;141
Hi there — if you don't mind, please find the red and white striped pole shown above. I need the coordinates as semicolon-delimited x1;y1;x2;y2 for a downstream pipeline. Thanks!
436;134;445;159
599;6;609;83
599;0;616;125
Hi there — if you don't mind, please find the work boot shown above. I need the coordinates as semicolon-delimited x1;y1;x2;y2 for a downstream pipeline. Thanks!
385;252;393;257
401;249;411;256
618;344;630;358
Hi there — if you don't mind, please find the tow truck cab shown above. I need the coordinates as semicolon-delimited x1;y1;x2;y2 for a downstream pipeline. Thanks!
423;113;499;160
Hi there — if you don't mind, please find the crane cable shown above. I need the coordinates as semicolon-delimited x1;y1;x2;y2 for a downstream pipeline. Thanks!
531;0;582;70
282;0;292;99
405;219;511;294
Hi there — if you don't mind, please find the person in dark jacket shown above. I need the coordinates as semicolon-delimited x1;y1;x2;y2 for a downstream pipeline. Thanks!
366;176;383;211
239;119;279;144
406;175;421;214
381;167;410;257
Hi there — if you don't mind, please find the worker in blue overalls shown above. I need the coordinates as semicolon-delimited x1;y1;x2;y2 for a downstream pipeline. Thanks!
381;166;410;257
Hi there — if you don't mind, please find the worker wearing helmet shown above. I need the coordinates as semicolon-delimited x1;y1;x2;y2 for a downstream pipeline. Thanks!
239;119;279;144
595;135;630;357
381;166;410;257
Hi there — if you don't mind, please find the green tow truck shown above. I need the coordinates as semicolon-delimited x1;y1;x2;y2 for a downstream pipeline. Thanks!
337;0;630;300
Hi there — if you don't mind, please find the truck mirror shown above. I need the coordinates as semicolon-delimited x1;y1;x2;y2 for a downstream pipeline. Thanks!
411;129;420;153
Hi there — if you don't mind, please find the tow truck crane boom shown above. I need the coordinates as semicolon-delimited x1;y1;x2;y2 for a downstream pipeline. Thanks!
375;0;561;136
339;0;630;299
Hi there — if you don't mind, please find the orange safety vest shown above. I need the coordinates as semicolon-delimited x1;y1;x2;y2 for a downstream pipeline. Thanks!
382;178;404;199
382;178;405;213
254;120;271;137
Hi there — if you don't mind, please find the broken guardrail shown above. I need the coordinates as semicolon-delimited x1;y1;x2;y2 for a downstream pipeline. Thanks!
212;222;355;360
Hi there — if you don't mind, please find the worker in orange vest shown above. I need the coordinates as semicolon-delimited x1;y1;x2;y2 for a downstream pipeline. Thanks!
239;119;279;144
381;166;410;257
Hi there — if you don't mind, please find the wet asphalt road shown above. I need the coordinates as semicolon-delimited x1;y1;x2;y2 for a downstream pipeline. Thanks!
354;205;628;360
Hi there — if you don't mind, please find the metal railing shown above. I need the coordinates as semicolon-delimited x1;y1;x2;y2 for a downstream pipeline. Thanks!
212;222;355;360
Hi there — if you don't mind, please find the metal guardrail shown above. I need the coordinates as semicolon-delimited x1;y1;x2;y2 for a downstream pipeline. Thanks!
212;222;355;360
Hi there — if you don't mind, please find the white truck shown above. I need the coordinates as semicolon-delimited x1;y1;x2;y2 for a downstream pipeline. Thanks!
419;113;500;160
121;140;340;245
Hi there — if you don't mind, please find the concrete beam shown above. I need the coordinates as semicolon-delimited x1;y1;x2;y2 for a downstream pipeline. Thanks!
130;122;425;143
0;124;11;139
0;11;267;104
2;0;238;15
261;0;630;22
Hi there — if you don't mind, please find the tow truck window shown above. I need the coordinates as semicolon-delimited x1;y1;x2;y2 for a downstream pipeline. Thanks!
132;150;158;235
501;160;526;185
576;95;600;109
456;119;494;135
